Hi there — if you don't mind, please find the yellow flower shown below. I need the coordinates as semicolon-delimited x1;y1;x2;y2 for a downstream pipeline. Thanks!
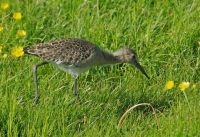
11;46;24;57
13;12;22;20
2;53;7;58
17;30;27;37
1;2;9;10
179;82;190;91
165;80;174;90
0;26;3;32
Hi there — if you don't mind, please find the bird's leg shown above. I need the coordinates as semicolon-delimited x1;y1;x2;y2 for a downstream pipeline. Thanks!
73;76;79;98
33;61;48;104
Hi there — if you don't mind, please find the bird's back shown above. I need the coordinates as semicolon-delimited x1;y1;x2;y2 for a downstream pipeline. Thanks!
24;38;98;66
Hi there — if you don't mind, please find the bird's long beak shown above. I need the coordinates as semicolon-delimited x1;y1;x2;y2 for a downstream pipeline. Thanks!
132;60;150;79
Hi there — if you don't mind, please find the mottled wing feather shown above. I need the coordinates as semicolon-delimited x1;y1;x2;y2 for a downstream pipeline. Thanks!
25;38;96;66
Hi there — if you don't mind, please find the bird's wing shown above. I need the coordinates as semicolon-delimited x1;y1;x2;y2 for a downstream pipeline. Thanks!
25;38;96;66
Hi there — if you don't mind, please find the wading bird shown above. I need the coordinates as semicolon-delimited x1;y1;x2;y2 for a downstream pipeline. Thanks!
24;38;149;103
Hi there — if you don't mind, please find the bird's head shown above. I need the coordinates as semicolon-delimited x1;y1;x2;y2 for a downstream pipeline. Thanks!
113;48;150;79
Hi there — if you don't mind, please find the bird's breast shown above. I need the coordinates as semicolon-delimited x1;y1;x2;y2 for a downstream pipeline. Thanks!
54;63;92;77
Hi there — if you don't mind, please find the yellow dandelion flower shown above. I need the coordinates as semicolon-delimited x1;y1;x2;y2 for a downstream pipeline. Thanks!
0;26;3;32
1;2;9;10
11;46;24;57
17;30;27;37
179;82;190;91
13;12;22;20
165;80;174;90
2;53;7;58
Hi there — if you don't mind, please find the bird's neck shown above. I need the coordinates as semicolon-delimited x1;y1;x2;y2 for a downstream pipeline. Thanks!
98;51;122;65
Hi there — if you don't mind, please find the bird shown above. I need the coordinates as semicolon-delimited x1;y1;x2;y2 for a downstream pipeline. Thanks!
24;38;150;103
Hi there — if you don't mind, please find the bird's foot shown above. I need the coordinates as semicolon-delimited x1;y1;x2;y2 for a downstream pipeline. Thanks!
73;92;81;102
33;94;40;104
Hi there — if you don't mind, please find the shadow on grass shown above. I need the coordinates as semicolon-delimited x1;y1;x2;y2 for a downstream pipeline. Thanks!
115;91;184;120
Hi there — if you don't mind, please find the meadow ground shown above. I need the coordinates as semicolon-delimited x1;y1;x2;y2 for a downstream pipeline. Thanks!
0;0;200;136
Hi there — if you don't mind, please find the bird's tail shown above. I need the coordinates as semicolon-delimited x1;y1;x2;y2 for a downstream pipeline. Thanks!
23;47;30;54
23;47;39;56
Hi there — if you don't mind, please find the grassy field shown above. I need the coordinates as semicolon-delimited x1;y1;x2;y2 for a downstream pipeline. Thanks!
0;0;200;136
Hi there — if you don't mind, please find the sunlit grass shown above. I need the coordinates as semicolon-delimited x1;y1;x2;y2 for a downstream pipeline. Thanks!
0;25;3;32
0;0;200;136
16;29;27;37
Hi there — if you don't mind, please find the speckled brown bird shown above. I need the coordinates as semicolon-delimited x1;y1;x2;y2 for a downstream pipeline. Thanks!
24;38;149;103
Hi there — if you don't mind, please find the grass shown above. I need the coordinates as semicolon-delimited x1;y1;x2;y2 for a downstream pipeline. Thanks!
0;0;200;136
